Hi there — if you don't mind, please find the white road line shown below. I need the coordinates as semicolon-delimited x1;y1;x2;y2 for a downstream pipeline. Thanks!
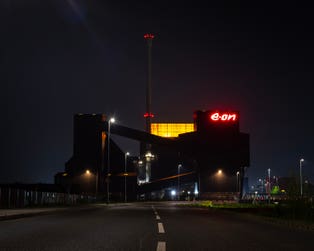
158;222;165;233
156;241;166;251
156;215;160;220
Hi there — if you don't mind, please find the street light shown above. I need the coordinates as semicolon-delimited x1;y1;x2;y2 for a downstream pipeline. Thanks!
107;117;115;204
177;164;182;200
300;158;304;197
236;171;240;192
84;170;92;195
124;152;130;203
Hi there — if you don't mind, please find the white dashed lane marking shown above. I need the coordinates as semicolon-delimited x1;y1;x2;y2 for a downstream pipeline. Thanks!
158;222;165;233
153;206;166;250
156;241;166;251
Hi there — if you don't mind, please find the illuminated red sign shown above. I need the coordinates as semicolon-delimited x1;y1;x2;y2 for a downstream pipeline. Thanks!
210;112;237;122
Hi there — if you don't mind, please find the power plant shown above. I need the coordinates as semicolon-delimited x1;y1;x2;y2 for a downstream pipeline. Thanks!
54;34;250;201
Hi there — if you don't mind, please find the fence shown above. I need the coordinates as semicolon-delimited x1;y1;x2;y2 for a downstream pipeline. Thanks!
0;186;93;209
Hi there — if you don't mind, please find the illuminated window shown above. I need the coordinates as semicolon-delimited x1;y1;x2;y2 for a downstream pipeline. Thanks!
151;123;195;138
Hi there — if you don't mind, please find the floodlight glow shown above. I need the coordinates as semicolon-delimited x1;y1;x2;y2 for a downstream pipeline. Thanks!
171;190;176;196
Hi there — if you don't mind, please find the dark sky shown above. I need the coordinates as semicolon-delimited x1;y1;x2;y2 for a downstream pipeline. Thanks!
1;1;314;184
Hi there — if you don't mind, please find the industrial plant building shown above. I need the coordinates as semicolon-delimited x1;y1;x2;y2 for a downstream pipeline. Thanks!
55;109;250;201
55;34;249;201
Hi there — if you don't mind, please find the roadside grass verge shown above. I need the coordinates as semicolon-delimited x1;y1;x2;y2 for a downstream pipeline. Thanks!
181;200;314;230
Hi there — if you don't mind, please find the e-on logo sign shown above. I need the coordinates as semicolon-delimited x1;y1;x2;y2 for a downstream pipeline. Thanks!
210;112;237;122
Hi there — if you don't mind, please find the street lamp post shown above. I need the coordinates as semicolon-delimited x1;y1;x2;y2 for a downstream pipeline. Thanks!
95;171;98;198
177;164;182;200
236;171;240;193
300;158;304;197
124;152;130;203
267;168;271;203
107;117;115;204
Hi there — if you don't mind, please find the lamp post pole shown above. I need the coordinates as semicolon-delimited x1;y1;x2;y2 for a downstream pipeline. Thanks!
300;158;304;197
237;172;240;192
124;152;129;203
267;168;271;203
177;164;182;200
95;171;98;198
107;118;115;204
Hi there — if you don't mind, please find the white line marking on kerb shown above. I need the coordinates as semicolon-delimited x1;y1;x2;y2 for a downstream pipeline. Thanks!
156;241;166;251
156;215;160;220
158;222;165;233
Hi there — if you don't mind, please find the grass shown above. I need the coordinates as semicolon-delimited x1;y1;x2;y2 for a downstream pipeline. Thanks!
184;200;314;225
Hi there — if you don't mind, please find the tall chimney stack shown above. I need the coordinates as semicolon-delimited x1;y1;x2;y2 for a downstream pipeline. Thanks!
143;33;155;133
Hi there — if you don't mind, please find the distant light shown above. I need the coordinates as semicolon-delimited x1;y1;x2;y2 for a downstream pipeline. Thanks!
144;33;155;39
144;112;154;118
138;160;143;165
255;191;258;194
171;190;176;196
126;152;130;156
109;118;115;123
62;173;68;177
187;191;191;195
300;158;304;162
85;170;91;175
194;182;199;195
218;169;222;175
145;152;154;158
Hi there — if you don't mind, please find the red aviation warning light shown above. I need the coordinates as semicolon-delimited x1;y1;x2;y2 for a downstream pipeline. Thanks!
144;112;155;118
144;33;155;39
210;112;237;122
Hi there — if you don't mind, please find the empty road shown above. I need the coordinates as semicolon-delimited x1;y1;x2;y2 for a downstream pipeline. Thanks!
0;202;312;251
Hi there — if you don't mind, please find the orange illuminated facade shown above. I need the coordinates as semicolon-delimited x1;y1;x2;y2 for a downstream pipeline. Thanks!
151;123;195;138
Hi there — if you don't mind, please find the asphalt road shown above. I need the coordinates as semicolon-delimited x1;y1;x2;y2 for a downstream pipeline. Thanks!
0;202;312;251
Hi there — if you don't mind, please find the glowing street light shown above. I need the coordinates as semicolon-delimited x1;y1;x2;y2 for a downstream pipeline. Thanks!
107;117;115;204
124;152;130;203
85;169;91;175
217;169;222;175
300;158;304;197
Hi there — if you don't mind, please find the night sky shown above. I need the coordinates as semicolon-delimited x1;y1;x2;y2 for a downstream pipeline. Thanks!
1;1;314;185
